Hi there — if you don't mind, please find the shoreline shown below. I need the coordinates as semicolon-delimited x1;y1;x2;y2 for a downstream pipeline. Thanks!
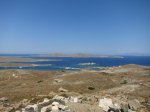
0;64;150;111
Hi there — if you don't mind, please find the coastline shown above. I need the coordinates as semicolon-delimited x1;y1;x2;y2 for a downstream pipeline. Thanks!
0;64;150;111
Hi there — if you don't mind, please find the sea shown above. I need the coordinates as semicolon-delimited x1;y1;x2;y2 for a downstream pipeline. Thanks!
0;54;150;71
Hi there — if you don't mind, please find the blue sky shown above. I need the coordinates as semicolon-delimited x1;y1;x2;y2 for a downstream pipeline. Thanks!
0;0;150;55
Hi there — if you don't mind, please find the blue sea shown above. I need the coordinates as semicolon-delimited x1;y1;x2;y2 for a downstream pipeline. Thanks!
0;54;150;70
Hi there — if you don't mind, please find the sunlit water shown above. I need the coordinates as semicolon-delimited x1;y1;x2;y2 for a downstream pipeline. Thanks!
0;54;150;70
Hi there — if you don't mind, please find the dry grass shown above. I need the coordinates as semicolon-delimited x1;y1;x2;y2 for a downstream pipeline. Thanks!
0;65;150;102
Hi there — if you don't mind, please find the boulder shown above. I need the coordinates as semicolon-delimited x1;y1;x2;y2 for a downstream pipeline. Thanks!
52;102;59;106
25;104;39;112
52;95;66;104
99;98;114;111
52;105;59;112
69;97;78;103
128;99;141;111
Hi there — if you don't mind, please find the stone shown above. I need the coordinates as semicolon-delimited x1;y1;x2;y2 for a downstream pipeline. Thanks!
25;106;34;111
128;109;136;112
69;96;75;103
30;98;39;104
108;107;120;112
87;95;99;105
52;102;59;106
0;97;8;102
37;95;49;99
69;97;78;103
52;105;59;112
99;98;114;111
120;102;129;112
15;110;21;112
58;87;68;92
25;104;39;112
58;105;69;111
0;97;9;106
41;105;52;112
20;99;30;108
21;108;25;112
38;98;51;107
52;95;66;104
114;103;121;110
128;99;141;111
13;102;22;110
21;99;29;104
73;97;78;103
43;98;50;103
54;79;63;83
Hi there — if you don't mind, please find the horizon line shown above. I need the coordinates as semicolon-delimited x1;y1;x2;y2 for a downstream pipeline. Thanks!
0;53;150;56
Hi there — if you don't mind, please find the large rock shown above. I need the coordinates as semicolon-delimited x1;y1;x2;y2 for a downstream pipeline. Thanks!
128;99;141;111
52;102;59;106
99;98;114;111
69;96;78;103
52;95;66;104
52;105;59;112
25;104;39;112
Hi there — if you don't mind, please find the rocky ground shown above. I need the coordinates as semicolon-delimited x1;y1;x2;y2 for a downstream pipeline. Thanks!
0;64;150;112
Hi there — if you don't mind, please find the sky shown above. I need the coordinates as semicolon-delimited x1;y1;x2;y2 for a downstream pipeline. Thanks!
0;0;150;55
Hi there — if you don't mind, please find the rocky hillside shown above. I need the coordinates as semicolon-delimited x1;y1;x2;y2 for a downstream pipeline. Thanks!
0;64;150;112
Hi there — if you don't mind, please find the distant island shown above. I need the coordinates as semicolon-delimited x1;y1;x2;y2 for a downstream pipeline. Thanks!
36;53;124;58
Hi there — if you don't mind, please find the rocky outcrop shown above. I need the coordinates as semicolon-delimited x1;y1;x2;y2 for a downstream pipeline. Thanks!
0;95;149;112
20;96;71;112
98;98;148;112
